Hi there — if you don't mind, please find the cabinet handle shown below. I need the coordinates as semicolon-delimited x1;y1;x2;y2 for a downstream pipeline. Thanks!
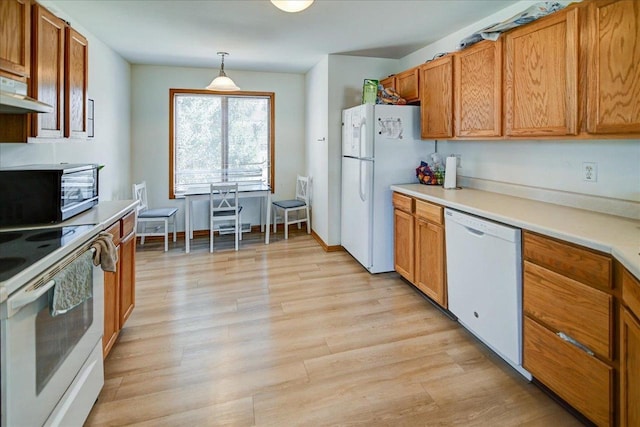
557;331;594;357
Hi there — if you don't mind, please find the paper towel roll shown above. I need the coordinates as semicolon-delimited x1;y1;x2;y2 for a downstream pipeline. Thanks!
444;156;457;189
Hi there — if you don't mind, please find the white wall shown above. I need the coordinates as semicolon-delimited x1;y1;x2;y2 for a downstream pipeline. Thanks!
131;65;305;232
0;1;132;201
305;55;398;246
305;57;329;242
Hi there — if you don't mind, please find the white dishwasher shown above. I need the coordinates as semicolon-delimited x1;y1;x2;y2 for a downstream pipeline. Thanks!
445;208;531;380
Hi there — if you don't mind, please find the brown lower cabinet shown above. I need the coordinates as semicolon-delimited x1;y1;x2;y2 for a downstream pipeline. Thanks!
393;192;446;308
523;231;614;426
620;268;640;427
103;209;136;358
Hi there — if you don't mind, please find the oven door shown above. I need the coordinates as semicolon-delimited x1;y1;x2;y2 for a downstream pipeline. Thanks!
0;248;104;427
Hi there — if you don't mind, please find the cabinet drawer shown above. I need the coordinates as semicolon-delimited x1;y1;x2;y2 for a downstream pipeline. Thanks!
524;261;613;360
121;210;136;237
524;316;612;427
622;268;640;317
105;221;121;247
523;231;612;290
392;192;413;213
415;200;443;225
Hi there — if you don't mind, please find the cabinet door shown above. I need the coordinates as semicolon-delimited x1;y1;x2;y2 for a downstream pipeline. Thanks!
393;208;414;282
380;75;394;90
504;8;579;136
420;55;453;139
64;26;88;138
103;256;120;358
119;231;136;328
395;67;420;103
621;308;640;427
415;219;446;308
0;0;30;79
455;39;502;137
31;3;65;138
102;221;121;357
587;0;640;134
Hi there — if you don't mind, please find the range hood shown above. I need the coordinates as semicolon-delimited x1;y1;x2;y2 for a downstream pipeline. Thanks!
0;76;53;114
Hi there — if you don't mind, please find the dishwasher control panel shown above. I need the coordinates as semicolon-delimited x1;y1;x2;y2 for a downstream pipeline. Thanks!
445;209;518;242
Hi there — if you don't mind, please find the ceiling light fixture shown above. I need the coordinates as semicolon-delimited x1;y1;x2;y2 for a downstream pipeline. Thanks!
270;0;314;13
206;52;240;91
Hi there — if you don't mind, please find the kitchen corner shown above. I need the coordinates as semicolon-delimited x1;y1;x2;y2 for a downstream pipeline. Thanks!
390;183;640;280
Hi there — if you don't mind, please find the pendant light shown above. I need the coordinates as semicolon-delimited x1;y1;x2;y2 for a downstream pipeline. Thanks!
206;52;240;91
270;0;314;13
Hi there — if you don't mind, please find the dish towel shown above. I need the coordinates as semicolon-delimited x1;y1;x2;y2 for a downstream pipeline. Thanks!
50;250;93;316
91;231;118;272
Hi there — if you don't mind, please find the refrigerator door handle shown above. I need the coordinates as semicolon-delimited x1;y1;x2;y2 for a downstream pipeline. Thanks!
358;121;366;159
359;161;367;202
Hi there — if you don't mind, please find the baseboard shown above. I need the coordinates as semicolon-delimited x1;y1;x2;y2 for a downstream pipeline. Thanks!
311;230;343;252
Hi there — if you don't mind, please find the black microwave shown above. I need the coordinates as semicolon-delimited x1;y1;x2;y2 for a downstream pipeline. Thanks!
0;164;99;227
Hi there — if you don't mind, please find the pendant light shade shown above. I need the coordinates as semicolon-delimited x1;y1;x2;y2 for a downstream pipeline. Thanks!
270;0;314;13
206;52;240;91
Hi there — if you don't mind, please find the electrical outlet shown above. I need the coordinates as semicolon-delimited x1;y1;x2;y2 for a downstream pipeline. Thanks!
583;162;597;182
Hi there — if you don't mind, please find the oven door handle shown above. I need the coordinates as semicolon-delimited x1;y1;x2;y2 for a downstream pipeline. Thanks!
9;247;97;314
10;279;56;311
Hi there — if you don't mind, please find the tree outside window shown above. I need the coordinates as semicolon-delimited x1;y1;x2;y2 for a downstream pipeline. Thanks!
169;89;274;198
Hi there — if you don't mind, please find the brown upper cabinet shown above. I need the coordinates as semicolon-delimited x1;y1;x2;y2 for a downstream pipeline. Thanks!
0;2;89;142
454;39;503;137
379;66;420;103
0;0;31;80
586;0;640;134
31;2;66;138
394;67;420;103
420;55;454;139
64;26;88;138
408;0;637;140
504;7;579;137
379;75;394;92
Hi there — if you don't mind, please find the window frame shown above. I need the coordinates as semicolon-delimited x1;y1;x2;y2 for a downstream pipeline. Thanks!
169;88;275;199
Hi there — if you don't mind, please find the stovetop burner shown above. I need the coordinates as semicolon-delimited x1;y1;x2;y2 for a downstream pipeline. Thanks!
0;257;26;273
0;232;21;244
0;224;95;283
26;228;76;242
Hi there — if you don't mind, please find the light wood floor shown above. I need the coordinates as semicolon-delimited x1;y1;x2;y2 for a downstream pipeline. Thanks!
85;231;584;426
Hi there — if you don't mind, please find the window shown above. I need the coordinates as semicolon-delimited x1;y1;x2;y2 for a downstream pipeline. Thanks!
169;89;274;198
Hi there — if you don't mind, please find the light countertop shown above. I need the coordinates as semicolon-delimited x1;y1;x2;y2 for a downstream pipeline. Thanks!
390;184;640;281
66;200;138;228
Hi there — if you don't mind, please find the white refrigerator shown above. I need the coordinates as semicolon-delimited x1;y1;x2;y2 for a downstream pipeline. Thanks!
341;103;426;273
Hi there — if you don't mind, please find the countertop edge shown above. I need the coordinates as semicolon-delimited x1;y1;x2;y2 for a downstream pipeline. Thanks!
390;184;640;281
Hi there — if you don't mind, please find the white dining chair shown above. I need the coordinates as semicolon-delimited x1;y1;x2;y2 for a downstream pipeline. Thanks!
210;182;243;252
132;181;178;252
272;175;311;239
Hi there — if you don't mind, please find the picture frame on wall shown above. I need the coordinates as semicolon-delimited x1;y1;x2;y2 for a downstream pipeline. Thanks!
88;99;94;138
